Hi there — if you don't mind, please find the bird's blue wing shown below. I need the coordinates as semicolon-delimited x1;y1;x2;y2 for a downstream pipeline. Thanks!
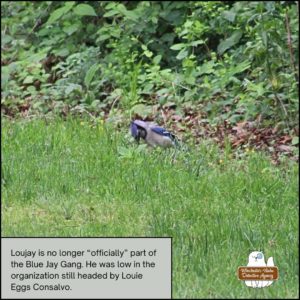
151;126;180;146
151;126;172;137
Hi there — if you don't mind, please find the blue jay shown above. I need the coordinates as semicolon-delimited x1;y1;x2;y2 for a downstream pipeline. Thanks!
130;120;178;148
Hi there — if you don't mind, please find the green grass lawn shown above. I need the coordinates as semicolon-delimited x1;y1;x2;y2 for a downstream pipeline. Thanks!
1;118;299;298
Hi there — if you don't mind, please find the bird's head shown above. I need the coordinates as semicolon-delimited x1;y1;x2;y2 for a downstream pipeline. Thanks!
130;121;147;142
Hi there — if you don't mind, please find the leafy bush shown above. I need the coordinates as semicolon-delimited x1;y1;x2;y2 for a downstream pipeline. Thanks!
1;1;298;129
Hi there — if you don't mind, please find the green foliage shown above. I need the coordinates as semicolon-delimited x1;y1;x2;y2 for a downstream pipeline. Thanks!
1;1;299;129
46;2;76;24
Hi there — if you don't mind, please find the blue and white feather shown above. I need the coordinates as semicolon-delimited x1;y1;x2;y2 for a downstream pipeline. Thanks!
130;120;178;148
